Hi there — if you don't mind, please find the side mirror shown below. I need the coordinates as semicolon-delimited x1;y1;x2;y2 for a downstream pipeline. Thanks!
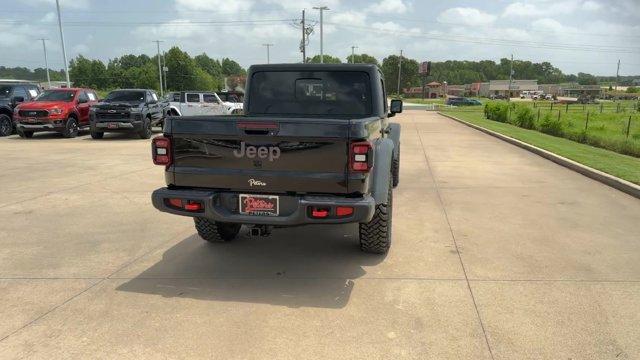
12;96;24;104
78;97;88;104
148;99;158;104
389;99;403;117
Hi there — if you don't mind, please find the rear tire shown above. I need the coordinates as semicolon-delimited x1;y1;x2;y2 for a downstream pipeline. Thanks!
195;218;241;242
63;117;78;138
392;149;400;188
18;129;33;138
359;170;393;254
0;114;12;137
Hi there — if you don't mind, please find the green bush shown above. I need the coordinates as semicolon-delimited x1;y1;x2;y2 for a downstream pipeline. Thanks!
539;113;564;137
484;102;509;123
513;105;536;129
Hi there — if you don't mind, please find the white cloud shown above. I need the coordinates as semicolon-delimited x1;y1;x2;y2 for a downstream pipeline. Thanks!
366;0;409;14
437;7;496;26
331;11;366;27
263;0;341;10
175;0;252;13
582;0;602;11
30;0;91;10
502;0;582;17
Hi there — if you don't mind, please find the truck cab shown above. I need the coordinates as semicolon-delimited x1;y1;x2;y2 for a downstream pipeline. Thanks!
151;64;402;254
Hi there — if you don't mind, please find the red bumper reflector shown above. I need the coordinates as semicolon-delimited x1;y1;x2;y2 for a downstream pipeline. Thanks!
311;209;329;218
336;206;354;216
168;198;182;208
184;202;203;211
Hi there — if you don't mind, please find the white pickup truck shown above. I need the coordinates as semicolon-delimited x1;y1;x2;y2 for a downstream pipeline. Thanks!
165;91;243;116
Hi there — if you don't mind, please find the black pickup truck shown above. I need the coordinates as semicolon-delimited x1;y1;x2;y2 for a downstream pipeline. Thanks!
90;89;166;139
151;64;402;253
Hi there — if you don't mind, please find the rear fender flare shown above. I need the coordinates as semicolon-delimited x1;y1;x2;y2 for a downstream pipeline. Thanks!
388;122;401;160
370;138;394;204
168;106;182;116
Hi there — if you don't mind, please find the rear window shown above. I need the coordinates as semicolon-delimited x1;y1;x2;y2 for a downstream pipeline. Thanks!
249;71;372;116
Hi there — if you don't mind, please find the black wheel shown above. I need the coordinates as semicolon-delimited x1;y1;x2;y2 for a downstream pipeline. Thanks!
18;129;33;138
194;218;241;242
63;117;79;138
90;131;104;139
359;170;393;254
0;114;12;137
392;148;400;188
138;117;152;139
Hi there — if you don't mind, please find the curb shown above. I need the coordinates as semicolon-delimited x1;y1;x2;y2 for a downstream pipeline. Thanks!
438;112;640;200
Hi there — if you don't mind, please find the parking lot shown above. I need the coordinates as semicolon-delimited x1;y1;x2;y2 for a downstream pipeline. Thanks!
1;110;639;359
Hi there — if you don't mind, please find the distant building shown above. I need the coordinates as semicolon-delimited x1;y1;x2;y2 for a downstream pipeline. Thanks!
478;80;538;97
539;83;602;97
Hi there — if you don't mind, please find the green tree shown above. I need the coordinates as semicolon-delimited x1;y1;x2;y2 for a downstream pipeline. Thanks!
221;58;245;76
345;53;378;65
307;55;342;64
577;72;598;85
381;55;419;95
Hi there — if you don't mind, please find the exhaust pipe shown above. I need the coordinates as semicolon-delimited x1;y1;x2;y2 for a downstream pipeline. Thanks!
250;225;272;237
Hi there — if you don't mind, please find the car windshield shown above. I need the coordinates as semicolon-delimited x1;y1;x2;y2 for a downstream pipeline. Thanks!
249;71;372;116
0;86;11;97
104;91;145;102
35;90;76;102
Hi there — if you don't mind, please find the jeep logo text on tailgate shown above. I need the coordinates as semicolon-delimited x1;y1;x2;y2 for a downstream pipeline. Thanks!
233;142;281;161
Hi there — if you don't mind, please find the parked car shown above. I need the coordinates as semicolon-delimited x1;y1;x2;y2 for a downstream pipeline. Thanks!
446;97;482;106
13;87;98;138
0;82;40;136
489;94;507;100
165;91;243;117
90;89;166;139
151;64;402;254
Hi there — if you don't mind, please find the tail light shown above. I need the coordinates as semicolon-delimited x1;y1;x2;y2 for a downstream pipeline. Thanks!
349;141;373;172
165;198;203;212
152;136;171;166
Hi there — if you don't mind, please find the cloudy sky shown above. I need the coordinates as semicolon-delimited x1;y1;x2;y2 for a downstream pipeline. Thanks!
2;0;639;76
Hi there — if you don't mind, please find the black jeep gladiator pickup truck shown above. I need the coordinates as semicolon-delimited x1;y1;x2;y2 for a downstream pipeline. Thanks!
151;64;402;253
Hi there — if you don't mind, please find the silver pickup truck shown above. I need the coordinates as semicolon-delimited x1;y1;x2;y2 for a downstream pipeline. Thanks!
165;91;243;116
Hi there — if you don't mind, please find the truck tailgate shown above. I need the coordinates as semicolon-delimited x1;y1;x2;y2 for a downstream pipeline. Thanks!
167;116;350;194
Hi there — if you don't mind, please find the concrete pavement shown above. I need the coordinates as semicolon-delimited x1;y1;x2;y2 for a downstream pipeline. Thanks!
0;112;639;359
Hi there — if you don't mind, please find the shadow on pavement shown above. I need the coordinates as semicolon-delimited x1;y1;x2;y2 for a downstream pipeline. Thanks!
117;224;385;309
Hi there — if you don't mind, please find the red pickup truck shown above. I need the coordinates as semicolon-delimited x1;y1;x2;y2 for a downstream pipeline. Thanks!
13;88;99;138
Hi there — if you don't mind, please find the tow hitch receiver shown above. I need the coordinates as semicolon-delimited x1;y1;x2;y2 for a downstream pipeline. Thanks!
250;225;272;237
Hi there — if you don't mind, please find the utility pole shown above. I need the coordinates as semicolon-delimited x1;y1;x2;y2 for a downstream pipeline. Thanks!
38;38;51;88
350;45;358;64
508;53;514;101
162;51;168;93
262;43;273;64
397;50;403;96
313;6;329;63
615;59;620;91
301;9;306;63
153;40;164;96
55;0;70;87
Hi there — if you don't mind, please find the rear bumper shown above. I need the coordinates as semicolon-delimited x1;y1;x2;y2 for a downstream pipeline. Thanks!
151;187;375;226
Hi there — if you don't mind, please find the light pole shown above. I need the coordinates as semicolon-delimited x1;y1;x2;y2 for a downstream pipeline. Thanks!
397;49;403;96
262;43;273;64
39;38;51;88
55;0;70;87
350;45;358;64
313;6;329;63
153;40;164;96
508;53;514;100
